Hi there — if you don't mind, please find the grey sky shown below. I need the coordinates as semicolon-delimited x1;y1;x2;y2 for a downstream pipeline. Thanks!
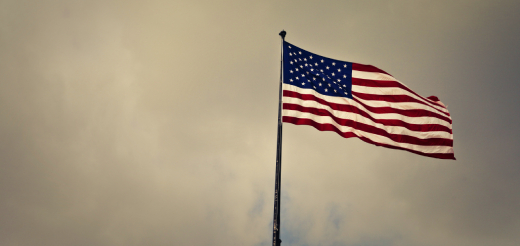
1;0;519;245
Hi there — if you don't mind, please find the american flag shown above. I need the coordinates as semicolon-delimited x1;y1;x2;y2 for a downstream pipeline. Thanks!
282;41;455;159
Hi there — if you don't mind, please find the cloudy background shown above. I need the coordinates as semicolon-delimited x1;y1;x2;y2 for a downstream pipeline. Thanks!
1;0;519;245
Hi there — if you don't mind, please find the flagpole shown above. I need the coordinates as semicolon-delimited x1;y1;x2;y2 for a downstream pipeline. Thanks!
272;30;286;246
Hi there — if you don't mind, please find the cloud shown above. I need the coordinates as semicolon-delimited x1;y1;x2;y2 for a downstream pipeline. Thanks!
1;1;519;246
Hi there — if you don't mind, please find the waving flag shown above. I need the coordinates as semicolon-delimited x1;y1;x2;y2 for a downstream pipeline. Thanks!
282;41;455;159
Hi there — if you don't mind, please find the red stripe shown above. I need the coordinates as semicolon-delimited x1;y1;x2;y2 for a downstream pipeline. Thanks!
283;90;452;125
284;103;451;133
352;63;392;76
352;92;451;117
352;78;448;110
283;104;453;146
283;116;456;160
350;97;452;126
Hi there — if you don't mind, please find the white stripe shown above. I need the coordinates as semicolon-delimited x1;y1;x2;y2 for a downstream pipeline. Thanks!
283;84;350;104
352;70;397;81
283;84;452;127
352;72;450;114
352;85;448;113
284;95;452;128
284;96;453;139
283;109;454;154
355;96;449;117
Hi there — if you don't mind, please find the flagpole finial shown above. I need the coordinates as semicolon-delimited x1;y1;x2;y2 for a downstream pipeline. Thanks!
279;30;286;40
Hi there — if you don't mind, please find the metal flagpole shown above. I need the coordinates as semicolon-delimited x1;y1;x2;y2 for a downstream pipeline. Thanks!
272;30;286;246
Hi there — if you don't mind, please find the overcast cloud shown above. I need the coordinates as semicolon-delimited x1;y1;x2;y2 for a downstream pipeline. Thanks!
1;0;519;245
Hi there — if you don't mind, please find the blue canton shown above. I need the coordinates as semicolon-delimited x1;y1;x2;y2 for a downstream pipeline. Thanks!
283;41;353;99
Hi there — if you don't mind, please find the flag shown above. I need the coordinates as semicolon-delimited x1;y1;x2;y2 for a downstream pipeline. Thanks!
282;41;455;159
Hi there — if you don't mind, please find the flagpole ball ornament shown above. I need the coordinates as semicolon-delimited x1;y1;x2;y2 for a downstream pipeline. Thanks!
279;30;286;40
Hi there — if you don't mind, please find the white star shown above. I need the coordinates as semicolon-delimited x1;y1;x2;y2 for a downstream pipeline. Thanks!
304;58;307;61
328;83;331;87
314;86;316;89
322;78;325;81
343;75;346;78
299;51;302;54
302;82;305;85
289;53;292;56
305;64;308;67
306;71;309;74
309;56;313;59
290;79;293;82
334;89;337;93
338;79;341;82
338;69;341;72
310;69;314;71
299;58;302;61
325;89;328;92
302;74;305;77
315;63;318;66
319;83;322;86
326;66;329;70
332;72;335;76
313;77;316;80
320;69;324;72
343;84;346;87
295;68;299;71
296;77;299;80
321;59;324;63
290;70;293;73
345;92;348;94
344;64;347;68
332;62;336;66
290;61;293;65
288;46;291;49
300;65;303;68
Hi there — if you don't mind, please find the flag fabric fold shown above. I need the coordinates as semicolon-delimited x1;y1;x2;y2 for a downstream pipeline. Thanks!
282;41;455;159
